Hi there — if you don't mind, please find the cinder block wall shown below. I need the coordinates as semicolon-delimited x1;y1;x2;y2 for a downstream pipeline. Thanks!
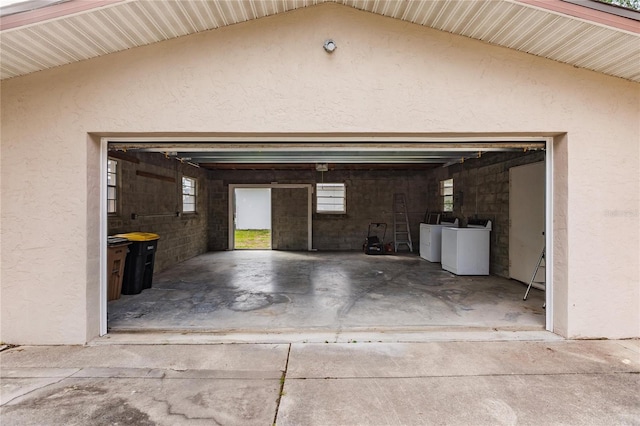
107;152;209;272
207;169;431;251
207;179;228;251
272;187;309;250
314;171;429;251
425;151;545;277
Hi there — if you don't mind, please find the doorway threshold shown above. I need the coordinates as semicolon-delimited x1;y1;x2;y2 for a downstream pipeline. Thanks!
91;326;560;346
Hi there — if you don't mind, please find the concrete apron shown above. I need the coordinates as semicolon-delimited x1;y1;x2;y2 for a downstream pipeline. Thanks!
1;340;638;425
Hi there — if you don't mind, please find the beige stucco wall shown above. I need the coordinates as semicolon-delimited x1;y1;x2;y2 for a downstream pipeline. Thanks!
1;3;638;343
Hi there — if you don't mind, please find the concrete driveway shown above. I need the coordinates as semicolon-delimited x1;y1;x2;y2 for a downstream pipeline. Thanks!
1;337;638;425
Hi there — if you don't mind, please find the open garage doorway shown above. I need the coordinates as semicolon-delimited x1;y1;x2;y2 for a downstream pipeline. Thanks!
228;184;313;252
102;136;553;339
234;188;272;249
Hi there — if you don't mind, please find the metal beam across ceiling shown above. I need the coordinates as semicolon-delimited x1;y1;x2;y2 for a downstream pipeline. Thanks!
107;139;546;167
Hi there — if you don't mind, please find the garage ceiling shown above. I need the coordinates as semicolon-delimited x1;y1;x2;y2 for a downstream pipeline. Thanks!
1;0;639;82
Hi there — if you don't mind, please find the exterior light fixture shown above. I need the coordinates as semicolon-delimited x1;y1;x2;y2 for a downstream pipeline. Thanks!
323;39;337;53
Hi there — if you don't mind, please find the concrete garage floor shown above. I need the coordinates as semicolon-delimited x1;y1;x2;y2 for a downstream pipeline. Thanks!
108;251;545;336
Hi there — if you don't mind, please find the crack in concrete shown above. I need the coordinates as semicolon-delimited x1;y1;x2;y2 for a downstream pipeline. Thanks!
0;369;79;406
272;343;291;425
337;272;394;319
151;396;223;424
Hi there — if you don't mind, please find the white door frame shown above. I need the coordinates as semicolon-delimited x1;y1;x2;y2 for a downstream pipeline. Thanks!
100;138;108;336
228;183;314;252
544;137;554;332
99;136;554;336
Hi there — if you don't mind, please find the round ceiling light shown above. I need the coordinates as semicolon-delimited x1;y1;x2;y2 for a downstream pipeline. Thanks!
323;39;337;53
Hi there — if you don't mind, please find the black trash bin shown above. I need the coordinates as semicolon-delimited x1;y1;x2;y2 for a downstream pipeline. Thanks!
115;232;160;295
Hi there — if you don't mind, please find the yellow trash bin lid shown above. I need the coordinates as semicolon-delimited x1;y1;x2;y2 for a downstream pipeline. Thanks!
114;232;160;241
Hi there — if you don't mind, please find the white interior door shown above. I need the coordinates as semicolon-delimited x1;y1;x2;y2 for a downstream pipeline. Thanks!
509;161;545;287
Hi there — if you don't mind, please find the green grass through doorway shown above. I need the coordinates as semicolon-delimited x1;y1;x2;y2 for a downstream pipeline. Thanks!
235;229;271;249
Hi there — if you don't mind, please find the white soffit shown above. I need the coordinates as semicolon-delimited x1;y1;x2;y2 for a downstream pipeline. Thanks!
0;0;638;82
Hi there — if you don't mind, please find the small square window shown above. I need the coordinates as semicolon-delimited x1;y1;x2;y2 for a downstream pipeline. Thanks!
440;178;453;212
182;176;196;213
316;183;346;214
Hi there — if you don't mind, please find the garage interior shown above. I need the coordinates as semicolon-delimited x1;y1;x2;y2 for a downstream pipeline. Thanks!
106;139;547;335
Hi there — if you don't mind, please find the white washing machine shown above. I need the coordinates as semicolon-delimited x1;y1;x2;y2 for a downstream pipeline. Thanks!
419;219;459;262
441;220;492;275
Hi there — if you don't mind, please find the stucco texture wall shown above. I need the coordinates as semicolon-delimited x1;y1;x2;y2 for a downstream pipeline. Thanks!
1;3;638;343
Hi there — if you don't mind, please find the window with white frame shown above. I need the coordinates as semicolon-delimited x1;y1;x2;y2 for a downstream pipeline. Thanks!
182;176;196;213
316;183;346;213
440;178;454;212
107;159;118;214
